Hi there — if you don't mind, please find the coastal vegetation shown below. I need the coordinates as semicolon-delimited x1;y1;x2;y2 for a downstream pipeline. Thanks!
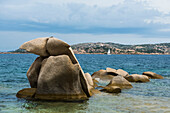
72;42;170;54
1;42;169;55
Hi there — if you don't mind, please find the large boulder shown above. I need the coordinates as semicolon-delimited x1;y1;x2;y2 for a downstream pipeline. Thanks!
91;70;114;81
143;72;163;79
107;76;133;89
125;74;150;83
20;37;49;56
27;57;44;88
18;37;94;101
35;55;88;101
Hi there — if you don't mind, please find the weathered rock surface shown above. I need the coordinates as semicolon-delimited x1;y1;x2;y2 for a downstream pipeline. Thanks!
93;79;99;87
27;57;44;88
18;37;93;101
105;68;129;77
125;74;150;83
100;86;121;93
106;67;117;74
46;37;70;56
115;69;129;77
85;73;94;86
35;55;88;100
90;89;101;95
143;71;163;79
46;38;78;64
91;70;114;81
20;38;49;56
107;76;133;89
16;88;36;99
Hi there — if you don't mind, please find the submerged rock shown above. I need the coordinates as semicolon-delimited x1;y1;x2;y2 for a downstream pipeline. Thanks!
93;79;99;88
100;86;121;93
107;76;133;89
143;71;163;79
16;88;36;99
125;74;150;83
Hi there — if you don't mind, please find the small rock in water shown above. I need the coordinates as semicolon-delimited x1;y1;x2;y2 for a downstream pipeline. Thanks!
125;74;150;83
92;69;114;81
100;86;121;93
106;67;117;75
143;71;163;79
107;76;133;89
16;88;36;99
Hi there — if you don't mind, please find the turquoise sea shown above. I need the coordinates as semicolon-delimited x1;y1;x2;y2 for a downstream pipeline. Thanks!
0;54;170;113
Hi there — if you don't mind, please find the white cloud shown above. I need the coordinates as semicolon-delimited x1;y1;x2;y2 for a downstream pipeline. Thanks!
144;16;170;24
159;28;170;32
0;0;161;28
37;0;125;7
136;0;170;14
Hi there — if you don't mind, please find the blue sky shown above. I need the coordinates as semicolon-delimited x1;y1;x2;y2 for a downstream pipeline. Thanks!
0;0;170;51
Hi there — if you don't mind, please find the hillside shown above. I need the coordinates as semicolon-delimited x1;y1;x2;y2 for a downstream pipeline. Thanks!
6;42;170;55
71;42;170;54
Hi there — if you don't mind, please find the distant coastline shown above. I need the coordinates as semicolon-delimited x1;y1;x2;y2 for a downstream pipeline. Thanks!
0;52;169;55
1;42;170;55
72;42;170;55
0;52;31;54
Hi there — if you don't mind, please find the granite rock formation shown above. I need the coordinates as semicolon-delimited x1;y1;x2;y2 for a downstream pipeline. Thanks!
17;37;93;101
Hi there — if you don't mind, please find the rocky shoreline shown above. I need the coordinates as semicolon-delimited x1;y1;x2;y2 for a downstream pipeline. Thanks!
0;52;169;55
16;37;164;101
72;42;170;54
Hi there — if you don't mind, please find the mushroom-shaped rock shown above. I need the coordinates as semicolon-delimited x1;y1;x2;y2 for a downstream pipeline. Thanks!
35;55;88;101
91;70;114;81
125;74;150;83
16;88;36;99
85;73;94;86
107;76;133;89
143;72;163;79
100;86;121;93
20;37;49;56
106;67;117;75
27;57;44;88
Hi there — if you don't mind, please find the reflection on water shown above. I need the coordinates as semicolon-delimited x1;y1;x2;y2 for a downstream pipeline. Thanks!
0;54;170;112
1;93;169;113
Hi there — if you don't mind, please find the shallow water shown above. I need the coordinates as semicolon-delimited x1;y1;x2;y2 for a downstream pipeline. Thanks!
0;54;170;113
